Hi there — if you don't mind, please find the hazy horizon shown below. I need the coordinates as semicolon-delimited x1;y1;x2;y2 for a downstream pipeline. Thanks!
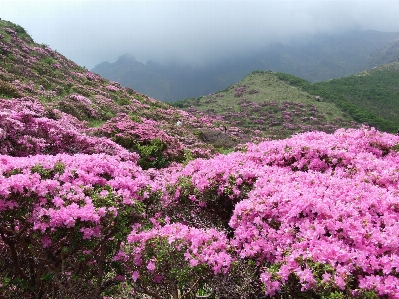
2;0;399;69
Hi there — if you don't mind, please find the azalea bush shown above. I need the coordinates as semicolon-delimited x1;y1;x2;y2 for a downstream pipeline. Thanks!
2;125;399;298
92;113;187;169
0;153;149;298
113;222;232;299
0;97;137;161
0;79;24;98
150;127;399;298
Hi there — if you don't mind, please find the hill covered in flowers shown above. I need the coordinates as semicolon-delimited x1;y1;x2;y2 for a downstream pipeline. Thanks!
2;19;399;299
0;19;260;166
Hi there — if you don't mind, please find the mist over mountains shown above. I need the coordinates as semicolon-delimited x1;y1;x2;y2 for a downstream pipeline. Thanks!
92;30;399;102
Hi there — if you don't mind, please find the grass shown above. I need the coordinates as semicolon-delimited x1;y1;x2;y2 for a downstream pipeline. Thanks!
88;119;107;128
171;70;357;139
173;62;399;137
310;62;399;132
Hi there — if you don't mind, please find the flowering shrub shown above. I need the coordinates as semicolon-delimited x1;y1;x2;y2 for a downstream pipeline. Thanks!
0;97;138;161
56;94;103;121
154;126;399;298
105;85;119;92
0;153;149;298
234;85;247;97
2;107;399;299
92;113;186;169
230;166;399;297
0;79;24;98
85;71;102;82
112;222;232;298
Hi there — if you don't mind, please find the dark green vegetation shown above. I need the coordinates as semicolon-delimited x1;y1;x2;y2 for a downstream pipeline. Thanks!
274;63;399;133
311;63;399;132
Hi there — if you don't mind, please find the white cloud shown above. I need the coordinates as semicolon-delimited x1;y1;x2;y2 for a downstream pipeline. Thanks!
2;0;399;68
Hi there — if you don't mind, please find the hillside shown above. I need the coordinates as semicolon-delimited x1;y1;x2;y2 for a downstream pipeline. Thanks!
173;61;399;137
171;70;359;140
3;19;399;299
0;19;258;162
92;30;399;102
309;62;399;133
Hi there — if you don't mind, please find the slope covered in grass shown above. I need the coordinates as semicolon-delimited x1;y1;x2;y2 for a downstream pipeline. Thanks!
172;70;359;139
310;62;399;132
174;61;399;137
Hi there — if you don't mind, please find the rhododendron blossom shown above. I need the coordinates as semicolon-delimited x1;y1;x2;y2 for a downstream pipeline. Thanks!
3;119;399;298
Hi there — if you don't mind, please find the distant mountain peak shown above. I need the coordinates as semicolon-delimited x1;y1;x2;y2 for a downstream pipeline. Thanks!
117;53;137;63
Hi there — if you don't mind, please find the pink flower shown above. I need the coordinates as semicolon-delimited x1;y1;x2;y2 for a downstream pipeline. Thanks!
322;272;332;283
41;235;52;248
147;260;156;272
132;271;140;282
334;274;346;290
52;196;64;207
153;275;163;283
189;259;199;267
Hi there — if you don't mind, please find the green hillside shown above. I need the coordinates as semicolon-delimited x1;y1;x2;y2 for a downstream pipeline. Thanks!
309;62;399;132
171;70;359;139
173;61;399;136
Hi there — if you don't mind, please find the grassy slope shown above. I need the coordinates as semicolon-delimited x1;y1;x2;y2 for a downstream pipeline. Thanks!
173;60;399;137
309;62;399;133
172;71;358;139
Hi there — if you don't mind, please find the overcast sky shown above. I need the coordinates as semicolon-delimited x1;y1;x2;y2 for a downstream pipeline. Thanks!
2;0;399;69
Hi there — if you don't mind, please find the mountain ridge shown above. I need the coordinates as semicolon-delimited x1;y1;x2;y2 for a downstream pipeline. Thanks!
171;70;360;140
172;60;399;136
92;30;399;102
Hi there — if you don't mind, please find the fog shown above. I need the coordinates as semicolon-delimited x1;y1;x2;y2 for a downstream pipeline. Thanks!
2;0;399;69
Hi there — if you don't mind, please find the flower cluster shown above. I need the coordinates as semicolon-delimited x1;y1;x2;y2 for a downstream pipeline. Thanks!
151;126;399;298
0;97;138;161
234;85;247;97
105;85;119;92
118;222;232;279
0;152;149;297
92;113;187;168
